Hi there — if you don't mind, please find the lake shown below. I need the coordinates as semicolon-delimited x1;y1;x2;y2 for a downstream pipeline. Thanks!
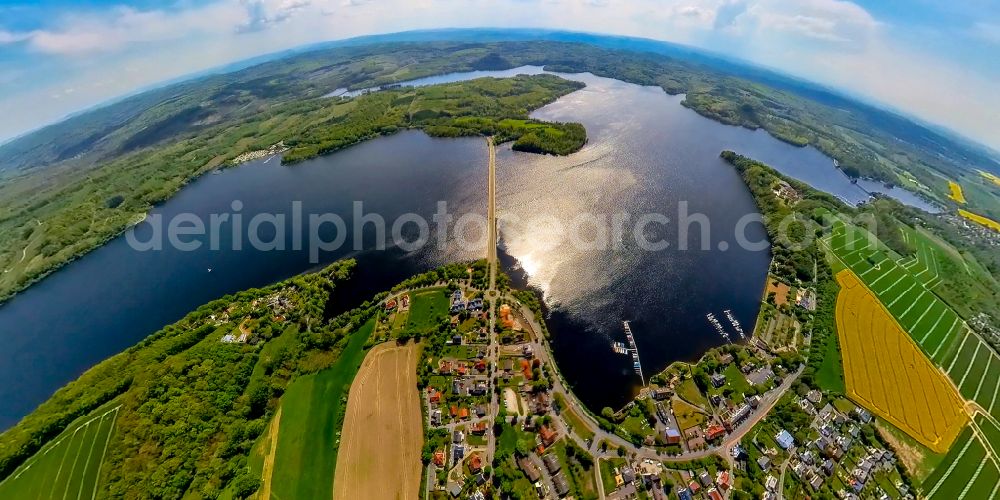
0;65;935;428
0;132;488;429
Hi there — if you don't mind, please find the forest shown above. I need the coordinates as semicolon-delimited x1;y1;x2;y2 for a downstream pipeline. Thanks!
2;39;998;308
0;259;371;497
0;71;583;305
719;151;846;392
0;257;514;498
281;74;586;163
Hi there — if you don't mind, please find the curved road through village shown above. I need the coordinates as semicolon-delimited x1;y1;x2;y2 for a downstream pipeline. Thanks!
427;136;805;499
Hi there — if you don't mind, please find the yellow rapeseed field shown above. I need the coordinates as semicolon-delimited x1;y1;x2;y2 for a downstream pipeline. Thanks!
958;209;1000;232
979;169;1000;187
835;270;966;453
947;181;967;204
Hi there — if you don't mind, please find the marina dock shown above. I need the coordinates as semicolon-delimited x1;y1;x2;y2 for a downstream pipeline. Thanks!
706;313;732;343
724;309;745;339
623;321;646;386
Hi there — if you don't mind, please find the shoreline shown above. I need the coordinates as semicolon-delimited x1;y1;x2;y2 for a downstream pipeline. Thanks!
508;288;801;464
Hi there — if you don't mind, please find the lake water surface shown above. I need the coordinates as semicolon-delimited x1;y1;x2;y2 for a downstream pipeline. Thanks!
0;65;936;428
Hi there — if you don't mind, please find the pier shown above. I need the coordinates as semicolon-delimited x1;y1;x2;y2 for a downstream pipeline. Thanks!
706;313;732;343
623;321;646;386
724;309;745;339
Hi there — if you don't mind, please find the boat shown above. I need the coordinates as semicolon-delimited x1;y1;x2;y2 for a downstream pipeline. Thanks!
612;341;628;355
706;313;731;342
724;309;745;339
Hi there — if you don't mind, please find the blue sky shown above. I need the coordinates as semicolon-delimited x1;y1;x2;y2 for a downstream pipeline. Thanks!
0;0;998;149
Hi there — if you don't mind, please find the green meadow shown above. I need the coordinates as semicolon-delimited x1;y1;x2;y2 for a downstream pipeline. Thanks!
270;318;375;500
406;288;449;334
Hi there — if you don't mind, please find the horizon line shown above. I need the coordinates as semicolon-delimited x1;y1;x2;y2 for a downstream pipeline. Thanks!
2;26;997;159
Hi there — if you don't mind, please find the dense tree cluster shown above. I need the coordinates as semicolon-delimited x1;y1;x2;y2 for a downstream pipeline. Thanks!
721;151;844;285
0;259;364;498
283;75;587;164
3;40;994;306
720;151;846;389
391;259;490;292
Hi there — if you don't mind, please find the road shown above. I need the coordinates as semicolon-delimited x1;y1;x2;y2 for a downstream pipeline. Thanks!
777;451;792;500
425;137;501;498
486;136;497;288
466;134;803;497
485;136;499;467
515;298;804;462
594;457;608;500
482;139;602;496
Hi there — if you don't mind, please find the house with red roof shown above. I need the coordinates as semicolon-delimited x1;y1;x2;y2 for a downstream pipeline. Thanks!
539;425;557;447
706;423;726;441
716;470;731;490
688;481;700;494
469;453;483;473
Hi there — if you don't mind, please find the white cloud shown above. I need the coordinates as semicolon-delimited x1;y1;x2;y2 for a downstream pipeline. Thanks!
671;4;715;24
0;0;998;147
797;38;1000;149
971;22;1000;44
238;0;312;33
716;0;878;49
696;2;999;148
713;0;748;29
0;2;270;55
0;30;30;44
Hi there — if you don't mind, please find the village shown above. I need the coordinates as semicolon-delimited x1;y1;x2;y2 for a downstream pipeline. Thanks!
413;284;580;499
196;288;299;345
187;250;911;500
739;386;912;499
397;139;918;499
381;254;915;500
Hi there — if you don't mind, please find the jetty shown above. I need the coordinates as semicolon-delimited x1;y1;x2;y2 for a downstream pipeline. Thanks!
706;313;731;343
612;341;628;355
724;309;745;339
622;321;646;386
